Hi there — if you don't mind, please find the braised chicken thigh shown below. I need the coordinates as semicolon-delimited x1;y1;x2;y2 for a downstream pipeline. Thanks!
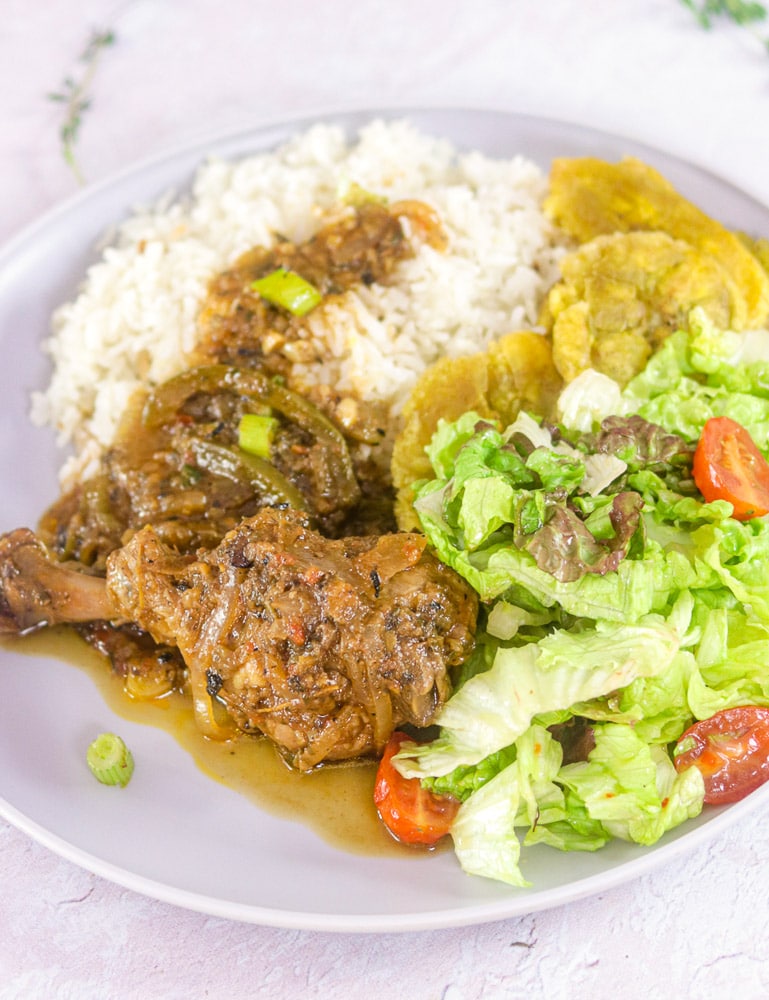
0;508;477;769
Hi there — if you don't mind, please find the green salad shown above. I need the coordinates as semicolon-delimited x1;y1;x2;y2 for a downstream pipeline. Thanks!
391;310;769;886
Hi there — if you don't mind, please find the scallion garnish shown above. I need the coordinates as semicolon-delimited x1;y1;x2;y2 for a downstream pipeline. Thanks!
251;268;322;316
238;413;279;459
340;180;388;207
86;733;135;787
180;463;202;486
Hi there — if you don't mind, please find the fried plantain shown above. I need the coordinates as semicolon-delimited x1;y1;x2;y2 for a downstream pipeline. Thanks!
543;230;747;384
544;156;769;330
391;331;562;528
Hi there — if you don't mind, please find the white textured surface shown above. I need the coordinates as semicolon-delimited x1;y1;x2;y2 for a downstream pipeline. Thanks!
3;0;769;995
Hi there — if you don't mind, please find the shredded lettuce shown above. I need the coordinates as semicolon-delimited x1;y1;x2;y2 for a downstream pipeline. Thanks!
624;315;769;450
557;725;704;847
450;726;572;886
557;368;629;431
448;723;703;885
396;615;682;778
398;317;769;888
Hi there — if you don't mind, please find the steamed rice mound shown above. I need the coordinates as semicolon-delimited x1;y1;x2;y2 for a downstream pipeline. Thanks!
31;119;565;484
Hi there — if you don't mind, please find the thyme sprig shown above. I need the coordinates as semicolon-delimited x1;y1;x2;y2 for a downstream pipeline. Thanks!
680;0;769;52
48;28;116;184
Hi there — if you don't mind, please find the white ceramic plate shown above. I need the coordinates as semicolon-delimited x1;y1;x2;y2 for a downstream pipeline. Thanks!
2;109;769;933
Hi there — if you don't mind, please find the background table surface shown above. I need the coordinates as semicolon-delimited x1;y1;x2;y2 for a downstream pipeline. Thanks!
3;1;769;997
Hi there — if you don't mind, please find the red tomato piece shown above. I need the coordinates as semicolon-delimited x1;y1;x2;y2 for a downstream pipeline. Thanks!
374;731;460;846
673;706;769;804
692;416;769;520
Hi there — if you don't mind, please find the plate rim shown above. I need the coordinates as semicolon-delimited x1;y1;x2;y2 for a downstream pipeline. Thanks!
5;102;769;265
4;781;769;933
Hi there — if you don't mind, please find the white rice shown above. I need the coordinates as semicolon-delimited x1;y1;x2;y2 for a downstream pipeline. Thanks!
31;119;564;484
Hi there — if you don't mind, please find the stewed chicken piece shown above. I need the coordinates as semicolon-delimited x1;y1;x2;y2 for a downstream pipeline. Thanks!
0;508;477;770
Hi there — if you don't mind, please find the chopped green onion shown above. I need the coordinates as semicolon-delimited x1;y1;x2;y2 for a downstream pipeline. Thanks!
86;733;135;787
251;268;322;316
180;463;203;486
189;437;309;512
238;413;279;459
340;180;388;207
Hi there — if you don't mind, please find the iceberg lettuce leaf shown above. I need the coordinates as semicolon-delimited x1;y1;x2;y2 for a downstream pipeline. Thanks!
449;726;567;886
403;317;769;885
623;322;769;450
557;725;704;846
395;617;681;778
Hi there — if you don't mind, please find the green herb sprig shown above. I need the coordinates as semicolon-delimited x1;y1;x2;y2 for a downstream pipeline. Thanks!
680;0;769;52
48;28;116;184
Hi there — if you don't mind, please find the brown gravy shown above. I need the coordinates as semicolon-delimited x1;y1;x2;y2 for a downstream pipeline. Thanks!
2;627;423;860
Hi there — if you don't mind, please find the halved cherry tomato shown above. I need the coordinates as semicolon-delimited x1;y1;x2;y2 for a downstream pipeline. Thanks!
374;731;460;846
673;706;769;804
692;416;769;520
